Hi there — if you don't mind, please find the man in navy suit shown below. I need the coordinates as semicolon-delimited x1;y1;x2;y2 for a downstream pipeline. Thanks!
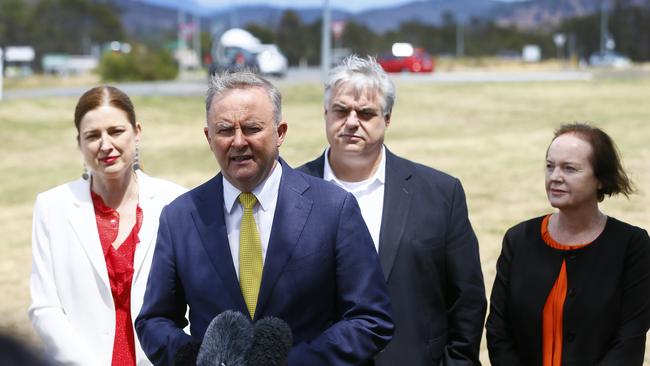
135;71;393;365
299;56;486;365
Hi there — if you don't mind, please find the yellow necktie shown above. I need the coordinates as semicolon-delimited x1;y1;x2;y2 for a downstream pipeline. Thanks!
238;192;263;318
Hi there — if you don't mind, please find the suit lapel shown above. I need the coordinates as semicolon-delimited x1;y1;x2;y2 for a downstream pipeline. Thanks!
191;175;248;313
255;162;312;319
300;152;326;178
67;179;111;290
378;150;412;281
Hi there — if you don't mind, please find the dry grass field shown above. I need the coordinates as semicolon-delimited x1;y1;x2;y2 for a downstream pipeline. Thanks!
1;76;648;363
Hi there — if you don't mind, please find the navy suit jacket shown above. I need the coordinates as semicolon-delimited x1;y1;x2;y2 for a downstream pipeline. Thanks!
135;160;393;365
299;149;486;366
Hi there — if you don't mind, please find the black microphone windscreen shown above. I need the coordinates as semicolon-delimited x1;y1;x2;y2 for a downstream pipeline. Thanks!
246;317;293;366
197;310;254;366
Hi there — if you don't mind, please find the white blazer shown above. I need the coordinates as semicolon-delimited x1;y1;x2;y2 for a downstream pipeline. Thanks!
29;171;186;366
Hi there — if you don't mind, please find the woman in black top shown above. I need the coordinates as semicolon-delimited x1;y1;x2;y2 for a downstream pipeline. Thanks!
486;123;650;365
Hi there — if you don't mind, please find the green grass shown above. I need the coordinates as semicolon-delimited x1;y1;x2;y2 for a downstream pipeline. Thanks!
2;78;649;363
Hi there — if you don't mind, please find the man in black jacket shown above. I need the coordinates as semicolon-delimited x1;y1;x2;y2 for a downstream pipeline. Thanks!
299;55;486;365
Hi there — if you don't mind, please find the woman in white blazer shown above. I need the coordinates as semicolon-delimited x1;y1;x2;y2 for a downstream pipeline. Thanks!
29;86;185;366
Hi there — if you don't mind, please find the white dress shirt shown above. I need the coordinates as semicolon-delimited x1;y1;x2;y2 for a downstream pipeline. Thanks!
324;146;386;251
223;161;282;279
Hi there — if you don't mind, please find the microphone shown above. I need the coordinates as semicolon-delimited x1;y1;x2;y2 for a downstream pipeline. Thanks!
197;310;254;366
245;317;293;366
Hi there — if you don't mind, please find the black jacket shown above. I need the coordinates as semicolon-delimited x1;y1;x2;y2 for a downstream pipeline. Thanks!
299;149;486;366
486;216;650;366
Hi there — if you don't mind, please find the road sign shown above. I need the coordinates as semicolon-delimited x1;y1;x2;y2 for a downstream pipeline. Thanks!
5;46;35;62
553;33;566;47
332;20;346;40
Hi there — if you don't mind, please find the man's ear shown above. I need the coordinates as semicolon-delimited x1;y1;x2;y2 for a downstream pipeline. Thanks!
384;113;391;127
276;121;288;147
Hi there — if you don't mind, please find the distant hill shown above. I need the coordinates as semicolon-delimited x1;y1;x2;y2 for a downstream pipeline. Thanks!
110;0;211;45
207;6;351;32
353;0;498;32
495;0;603;29
113;0;649;40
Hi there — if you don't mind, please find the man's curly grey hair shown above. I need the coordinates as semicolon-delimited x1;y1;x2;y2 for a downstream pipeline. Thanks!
324;55;396;117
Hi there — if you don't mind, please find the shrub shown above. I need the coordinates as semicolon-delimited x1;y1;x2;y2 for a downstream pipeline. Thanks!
99;44;178;81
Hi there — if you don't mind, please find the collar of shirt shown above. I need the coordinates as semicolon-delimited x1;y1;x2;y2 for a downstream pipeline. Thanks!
323;145;386;192
223;160;283;213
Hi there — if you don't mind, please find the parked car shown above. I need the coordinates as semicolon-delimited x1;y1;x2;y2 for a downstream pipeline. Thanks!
209;46;259;75
209;28;288;77
377;47;434;73
588;51;631;68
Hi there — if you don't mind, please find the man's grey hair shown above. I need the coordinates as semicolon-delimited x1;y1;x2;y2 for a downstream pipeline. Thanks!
206;71;282;124
324;55;396;116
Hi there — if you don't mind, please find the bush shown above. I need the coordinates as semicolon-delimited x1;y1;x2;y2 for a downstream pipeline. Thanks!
99;44;178;82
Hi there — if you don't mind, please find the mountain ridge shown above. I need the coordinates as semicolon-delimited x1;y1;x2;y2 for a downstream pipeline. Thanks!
112;0;648;39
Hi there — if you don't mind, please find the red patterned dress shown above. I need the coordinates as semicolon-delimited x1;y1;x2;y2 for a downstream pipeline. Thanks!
91;191;143;366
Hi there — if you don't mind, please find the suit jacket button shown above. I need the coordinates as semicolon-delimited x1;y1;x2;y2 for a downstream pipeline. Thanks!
566;331;576;342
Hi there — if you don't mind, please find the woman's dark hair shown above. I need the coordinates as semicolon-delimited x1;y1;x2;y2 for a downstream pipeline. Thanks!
74;85;136;136
552;122;634;201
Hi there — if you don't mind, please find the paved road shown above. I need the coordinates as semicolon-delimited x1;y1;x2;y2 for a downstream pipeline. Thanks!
2;68;594;100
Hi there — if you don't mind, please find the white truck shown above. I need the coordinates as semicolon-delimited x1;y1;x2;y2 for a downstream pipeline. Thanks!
210;28;288;77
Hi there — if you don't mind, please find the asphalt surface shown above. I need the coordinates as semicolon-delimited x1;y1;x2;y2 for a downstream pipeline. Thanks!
1;67;595;100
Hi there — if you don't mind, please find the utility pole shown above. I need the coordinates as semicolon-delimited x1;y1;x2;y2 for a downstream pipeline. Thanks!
193;13;202;69
0;48;3;102
178;7;185;75
553;33;566;60
456;20;464;58
599;0;608;54
321;0;331;80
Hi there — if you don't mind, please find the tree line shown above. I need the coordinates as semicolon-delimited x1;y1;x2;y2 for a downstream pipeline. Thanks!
251;3;650;66
1;0;649;71
1;0;125;61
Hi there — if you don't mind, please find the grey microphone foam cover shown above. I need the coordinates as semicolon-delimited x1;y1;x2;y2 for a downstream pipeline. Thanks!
197;310;254;366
